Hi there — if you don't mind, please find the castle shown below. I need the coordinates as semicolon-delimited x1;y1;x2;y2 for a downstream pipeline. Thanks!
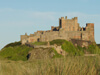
21;16;95;47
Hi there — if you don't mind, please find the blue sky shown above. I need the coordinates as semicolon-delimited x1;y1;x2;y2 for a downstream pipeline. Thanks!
0;0;100;49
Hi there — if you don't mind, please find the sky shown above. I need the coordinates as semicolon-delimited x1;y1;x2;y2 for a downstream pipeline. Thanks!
0;0;100;50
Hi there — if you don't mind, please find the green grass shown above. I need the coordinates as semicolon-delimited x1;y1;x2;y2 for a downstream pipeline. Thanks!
50;39;66;45
50;39;100;55
87;44;100;54
1;40;100;61
50;39;85;56
31;42;47;45
0;41;63;61
3;41;21;48
0;43;32;61
52;48;63;58
97;44;100;48
61;41;84;56
0;56;99;75
0;40;100;74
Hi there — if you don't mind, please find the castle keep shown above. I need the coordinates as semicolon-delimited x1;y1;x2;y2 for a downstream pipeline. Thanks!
21;16;95;47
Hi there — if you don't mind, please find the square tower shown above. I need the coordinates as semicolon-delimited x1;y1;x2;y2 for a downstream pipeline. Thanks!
59;16;79;31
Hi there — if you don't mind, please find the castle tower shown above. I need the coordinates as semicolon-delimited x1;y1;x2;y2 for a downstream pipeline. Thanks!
74;17;79;31
59;16;79;31
86;23;95;42
59;17;65;29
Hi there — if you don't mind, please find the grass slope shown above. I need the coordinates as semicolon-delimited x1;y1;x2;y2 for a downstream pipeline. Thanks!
31;42;47;45
87;44;100;54
0;42;33;61
0;41;63;61
28;48;62;60
50;39;66;45
3;41;21;48
97;44;100;48
0;40;100;74
0;40;100;61
61;41;84;56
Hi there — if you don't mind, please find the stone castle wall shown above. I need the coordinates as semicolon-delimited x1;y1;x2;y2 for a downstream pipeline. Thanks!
59;17;79;31
39;31;93;42
20;16;95;47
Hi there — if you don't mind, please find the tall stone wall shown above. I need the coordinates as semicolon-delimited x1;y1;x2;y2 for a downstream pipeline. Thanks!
59;17;79;31
20;16;95;47
39;30;94;43
86;23;95;42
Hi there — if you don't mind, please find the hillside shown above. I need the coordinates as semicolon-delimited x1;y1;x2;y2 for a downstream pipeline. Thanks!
97;44;100;48
0;44;33;61
0;40;100;75
0;41;62;61
0;40;100;61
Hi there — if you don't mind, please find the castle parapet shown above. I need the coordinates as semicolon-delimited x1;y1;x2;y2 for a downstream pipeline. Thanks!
86;23;94;31
20;16;95;47
59;16;79;31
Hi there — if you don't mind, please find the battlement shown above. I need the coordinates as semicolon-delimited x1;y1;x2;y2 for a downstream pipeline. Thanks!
51;26;59;31
20;16;95;47
61;17;64;19
86;23;94;27
59;16;79;31
60;16;78;20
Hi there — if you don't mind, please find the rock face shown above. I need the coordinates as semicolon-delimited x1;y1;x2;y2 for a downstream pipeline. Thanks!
54;44;67;56
27;43;68;60
27;48;55;60
21;16;95;47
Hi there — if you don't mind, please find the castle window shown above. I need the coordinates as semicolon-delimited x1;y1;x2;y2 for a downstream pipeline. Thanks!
59;20;62;28
81;33;82;39
83;28;86;31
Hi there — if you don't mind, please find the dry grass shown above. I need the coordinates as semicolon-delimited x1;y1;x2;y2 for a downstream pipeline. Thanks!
0;56;99;75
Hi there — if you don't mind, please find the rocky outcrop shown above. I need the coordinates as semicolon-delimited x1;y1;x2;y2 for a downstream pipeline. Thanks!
54;44;67;56
27;48;55;60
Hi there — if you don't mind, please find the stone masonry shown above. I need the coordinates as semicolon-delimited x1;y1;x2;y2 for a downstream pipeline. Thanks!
20;16;95;47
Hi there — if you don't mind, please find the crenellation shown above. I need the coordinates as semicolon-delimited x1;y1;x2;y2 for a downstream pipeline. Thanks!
74;17;78;19
61;17;64;20
20;16;95;47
